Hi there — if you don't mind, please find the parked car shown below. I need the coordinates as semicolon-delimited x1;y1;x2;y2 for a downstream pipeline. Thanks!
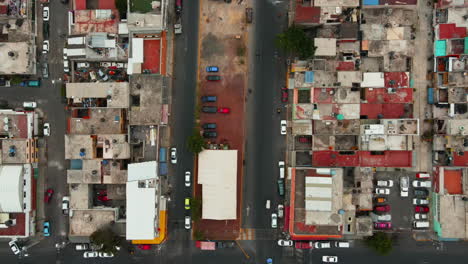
75;244;89;251
42;6;49;21
8;240;20;255
415;213;428;220
277;239;293;247
374;222;392;230
374;205;390;212
63;60;70;73
175;0;182;14
400;176;409;197
413;180;432;188
44;188;54;203
184;198;190;210
184;216;191;229
203;131;217;138
43;123;50;136
170;147;177;164
42;63;49;79
377;180;394;187
277;179;285;196
413;198;429;205
83;251;99;258
218;107;230;113
23;101;37;109
314;241;331;249
42;40;49;54
185;171;191;187
201;96;217;102
322;256;338;263
20;80;40;87
414;189;429;197
202;123;216;129
43;221;50;236
414;206;429;213
271;213;277;228
375;188;390;195
375;214;392;222
416;173;430;179
202;106;217;113
374;197;387;203
281;87;288;103
99;252;114;258
280;120;287;135
206;66;219;72
206;75;221;81
334;241;350;248
62;196;70;215
278;204;284;218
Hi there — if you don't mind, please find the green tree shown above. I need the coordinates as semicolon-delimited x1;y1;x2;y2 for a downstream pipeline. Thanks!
90;227;122;254
365;232;393;255
10;76;22;85
115;0;127;18
193;230;206;241
187;128;205;154
191;197;202;222
275;26;315;59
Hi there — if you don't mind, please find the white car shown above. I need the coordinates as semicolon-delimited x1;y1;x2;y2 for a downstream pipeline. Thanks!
376;214;391;221
322;256;338;263
413;180;431;188
185;171;191;187
83;251;98;258
8;240;20;255
277;239;293;247
185;216;191;229
313;241;331;249
280;120;287;135
271;213;278;228
42;40;49;54
375;188;390;195
170;148;177;164
43;123;50;136
400;176;409;197
415;213;428;220
413;198;429;205
42;6;49;21
98;252;114;258
75;244;89;250
278;204;284;218
377;180;394;187
64;60;70;73
23;102;37;108
62;196;70;215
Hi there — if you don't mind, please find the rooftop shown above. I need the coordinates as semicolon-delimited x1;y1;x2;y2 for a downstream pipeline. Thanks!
437;195;467;239
294;5;320;24
1;139;29;164
129;75;165;125
0;42;34;75
69;209;117;236
68;108;126;135
0;111;29;139
65;135;94;160
67;160;102;184
72;9;119;35
312;150;413;167
313;0;359;6
66;82;130;108
314;38;337;56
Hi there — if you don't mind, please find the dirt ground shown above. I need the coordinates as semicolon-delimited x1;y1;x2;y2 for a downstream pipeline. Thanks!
194;0;251;240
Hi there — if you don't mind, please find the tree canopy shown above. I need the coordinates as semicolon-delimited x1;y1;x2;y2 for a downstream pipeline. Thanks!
365;232;393;255
90;227;122;254
187;128;205;154
275;26;315;59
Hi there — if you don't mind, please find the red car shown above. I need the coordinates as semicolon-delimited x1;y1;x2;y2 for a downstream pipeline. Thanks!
281;87;288;103
44;188;54;203
374;205;390;212
218;107;230;114
416;173;430;179
374;222;392;230
98;195;111;202
415;206;429;213
295;241;312;249
138;244;151;250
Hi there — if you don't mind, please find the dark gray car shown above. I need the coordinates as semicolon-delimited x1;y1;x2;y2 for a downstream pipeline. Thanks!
202;106;217;113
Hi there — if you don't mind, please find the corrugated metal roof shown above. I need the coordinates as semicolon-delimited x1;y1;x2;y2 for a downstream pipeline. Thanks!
363;0;379;4
0;165;23;212
435;40;447;57
305;176;332;211
305;71;314;83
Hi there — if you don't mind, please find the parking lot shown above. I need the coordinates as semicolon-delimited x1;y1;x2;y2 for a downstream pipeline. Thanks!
373;171;429;231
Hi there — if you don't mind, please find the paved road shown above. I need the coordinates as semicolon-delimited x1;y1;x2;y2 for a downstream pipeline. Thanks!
242;0;288;231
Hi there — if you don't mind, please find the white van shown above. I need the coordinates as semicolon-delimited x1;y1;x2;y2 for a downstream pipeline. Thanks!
265;200;271;209
278;161;285;179
413;221;430;229
334;241;350;248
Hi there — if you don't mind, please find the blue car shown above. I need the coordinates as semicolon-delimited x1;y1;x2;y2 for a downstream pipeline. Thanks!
206;66;219;72
43;221;50;237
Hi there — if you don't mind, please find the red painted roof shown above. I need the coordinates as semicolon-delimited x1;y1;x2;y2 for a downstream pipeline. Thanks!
74;0;86;10
313;88;334;103
294;5;320;24
360;103;412;119
0;213;26;236
444;169;463;194
365;88;413;103
439;24;467;40
453;152;468;166
384;72;409;88
312;151;413;167
0;5;7;14
336;61;355;71
17;115;28;139
142;39;161;74
99;0;116;9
